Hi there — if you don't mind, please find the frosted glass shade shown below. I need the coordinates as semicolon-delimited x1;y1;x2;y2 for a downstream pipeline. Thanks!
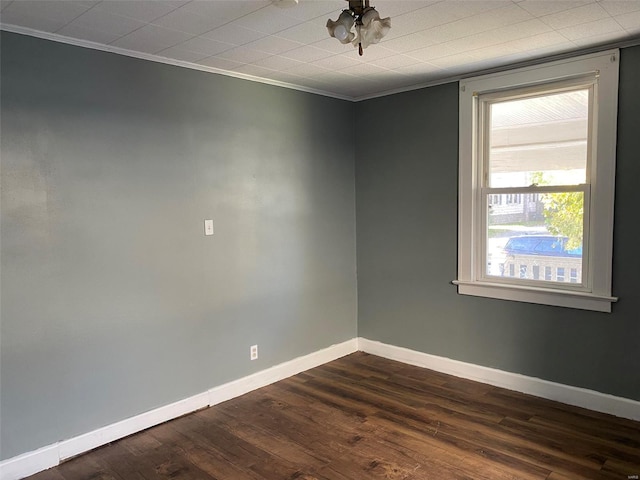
354;9;391;49
326;11;355;44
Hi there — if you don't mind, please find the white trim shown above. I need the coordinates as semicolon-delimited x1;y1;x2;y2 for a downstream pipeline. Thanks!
0;446;59;480
356;38;640;101
357;337;640;421
456;49;619;312
0;339;358;480
453;280;617;312
207;338;358;406
2;337;637;479
0;24;352;102
57;392;210;462
3;24;640;103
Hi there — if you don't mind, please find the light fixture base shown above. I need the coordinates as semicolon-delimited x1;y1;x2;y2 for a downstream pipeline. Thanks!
327;0;390;56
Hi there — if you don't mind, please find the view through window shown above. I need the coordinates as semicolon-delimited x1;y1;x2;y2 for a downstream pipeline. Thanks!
483;89;588;287
457;50;618;311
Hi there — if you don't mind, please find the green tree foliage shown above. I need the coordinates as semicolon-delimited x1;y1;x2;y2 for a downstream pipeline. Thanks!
531;172;583;250
541;192;583;250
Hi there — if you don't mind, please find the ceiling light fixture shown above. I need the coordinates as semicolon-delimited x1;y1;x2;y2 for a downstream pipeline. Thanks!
326;0;390;56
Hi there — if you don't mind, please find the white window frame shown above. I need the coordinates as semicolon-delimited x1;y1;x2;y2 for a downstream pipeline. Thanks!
455;50;619;312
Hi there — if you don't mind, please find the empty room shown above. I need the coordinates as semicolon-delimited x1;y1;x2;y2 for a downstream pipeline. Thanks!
1;1;639;479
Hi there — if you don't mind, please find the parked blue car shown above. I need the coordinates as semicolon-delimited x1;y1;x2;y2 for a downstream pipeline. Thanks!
497;235;583;281
502;235;582;257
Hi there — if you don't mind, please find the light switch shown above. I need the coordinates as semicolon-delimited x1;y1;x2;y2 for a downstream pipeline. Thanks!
204;219;214;236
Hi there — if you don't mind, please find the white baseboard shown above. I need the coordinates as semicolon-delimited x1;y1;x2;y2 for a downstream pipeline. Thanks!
4;336;637;480
0;446;59;480
0;338;358;480
57;392;211;462
357;337;640;421
207;338;358;406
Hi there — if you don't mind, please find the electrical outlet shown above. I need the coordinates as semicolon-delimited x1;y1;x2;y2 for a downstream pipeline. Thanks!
250;344;258;360
204;219;214;236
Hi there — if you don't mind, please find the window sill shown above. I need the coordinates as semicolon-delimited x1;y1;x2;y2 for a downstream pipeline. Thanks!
452;280;617;313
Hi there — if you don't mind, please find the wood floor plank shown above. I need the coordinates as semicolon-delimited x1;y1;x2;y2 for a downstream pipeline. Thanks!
152;419;263;480
211;389;377;466
23;352;640;480
211;409;330;469
306;363;529;423
601;458;640;478
369;409;552;480
486;389;640;442
97;440;211;480
55;449;128;480
23;470;66;480
498;416;636;466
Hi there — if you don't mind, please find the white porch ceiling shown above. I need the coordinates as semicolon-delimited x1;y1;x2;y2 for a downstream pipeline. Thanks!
2;0;640;100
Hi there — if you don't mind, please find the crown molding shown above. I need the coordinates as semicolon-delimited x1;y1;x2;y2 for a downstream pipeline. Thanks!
1;26;640;102
0;24;353;102
354;36;640;101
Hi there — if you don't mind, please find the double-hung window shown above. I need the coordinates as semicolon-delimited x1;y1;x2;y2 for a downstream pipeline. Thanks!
456;50;619;312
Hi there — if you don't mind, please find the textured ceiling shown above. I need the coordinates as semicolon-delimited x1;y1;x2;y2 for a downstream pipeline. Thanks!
2;0;640;100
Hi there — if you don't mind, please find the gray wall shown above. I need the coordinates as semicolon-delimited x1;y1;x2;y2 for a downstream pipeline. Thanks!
0;32;357;460
355;46;640;403
3;28;639;464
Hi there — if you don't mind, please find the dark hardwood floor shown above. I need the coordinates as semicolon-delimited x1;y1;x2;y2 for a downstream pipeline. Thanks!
28;352;640;480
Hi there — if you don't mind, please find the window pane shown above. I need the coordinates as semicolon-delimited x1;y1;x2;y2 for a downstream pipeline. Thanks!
488;90;588;188
570;268;578;283
519;265;527;278
557;267;565;282
486;192;583;284
545;267;552;281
